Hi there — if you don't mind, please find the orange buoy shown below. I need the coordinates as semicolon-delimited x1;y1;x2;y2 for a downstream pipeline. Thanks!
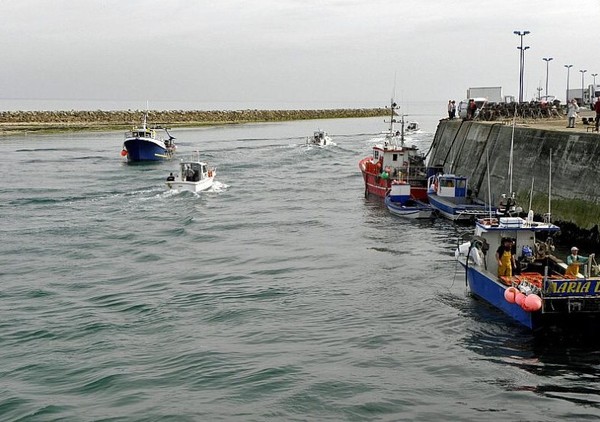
120;149;128;157
504;287;518;303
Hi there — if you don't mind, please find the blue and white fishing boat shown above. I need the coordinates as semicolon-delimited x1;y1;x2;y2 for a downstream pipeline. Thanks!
121;113;176;162
384;182;433;219
455;215;600;330
427;174;492;221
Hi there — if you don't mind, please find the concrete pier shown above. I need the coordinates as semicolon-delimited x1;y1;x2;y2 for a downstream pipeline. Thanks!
428;119;600;242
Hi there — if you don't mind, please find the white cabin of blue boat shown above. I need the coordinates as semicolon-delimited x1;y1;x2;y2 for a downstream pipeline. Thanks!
428;174;468;201
389;182;411;203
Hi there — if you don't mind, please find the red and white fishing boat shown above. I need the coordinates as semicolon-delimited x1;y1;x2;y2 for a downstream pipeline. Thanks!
359;100;428;200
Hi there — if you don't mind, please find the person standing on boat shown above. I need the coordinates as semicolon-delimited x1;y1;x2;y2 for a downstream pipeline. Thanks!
565;247;594;277
447;100;453;119
566;99;580;128
450;100;456;119
496;238;517;277
166;172;175;181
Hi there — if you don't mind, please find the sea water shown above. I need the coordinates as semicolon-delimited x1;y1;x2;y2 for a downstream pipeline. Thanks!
2;114;600;421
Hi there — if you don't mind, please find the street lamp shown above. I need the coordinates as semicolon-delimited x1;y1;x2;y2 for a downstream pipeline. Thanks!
543;57;553;99
514;30;530;103
580;69;587;105
565;64;573;103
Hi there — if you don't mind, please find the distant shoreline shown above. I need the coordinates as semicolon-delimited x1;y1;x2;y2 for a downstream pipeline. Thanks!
0;108;388;135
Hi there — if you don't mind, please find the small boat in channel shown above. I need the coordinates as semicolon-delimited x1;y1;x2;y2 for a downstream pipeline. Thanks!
307;130;333;147
121;113;176;162
359;100;428;200
455;215;600;330
166;151;216;193
405;121;420;132
427;174;493;221
384;182;433;219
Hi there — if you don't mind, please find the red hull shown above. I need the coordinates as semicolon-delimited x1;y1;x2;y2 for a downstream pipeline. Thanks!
359;158;428;201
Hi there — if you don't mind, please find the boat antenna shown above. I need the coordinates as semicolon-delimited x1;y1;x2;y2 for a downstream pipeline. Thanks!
400;113;406;146
142;100;149;130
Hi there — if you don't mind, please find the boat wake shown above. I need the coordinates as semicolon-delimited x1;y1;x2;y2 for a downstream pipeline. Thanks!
162;180;228;197
207;180;228;193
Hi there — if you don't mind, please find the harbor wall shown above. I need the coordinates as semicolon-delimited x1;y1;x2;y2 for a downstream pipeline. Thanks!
428;119;600;244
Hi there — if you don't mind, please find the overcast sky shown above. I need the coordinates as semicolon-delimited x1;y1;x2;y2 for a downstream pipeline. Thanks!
1;0;599;109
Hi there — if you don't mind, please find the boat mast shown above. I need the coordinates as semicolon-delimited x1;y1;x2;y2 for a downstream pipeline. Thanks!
508;103;517;194
547;148;552;222
486;145;493;219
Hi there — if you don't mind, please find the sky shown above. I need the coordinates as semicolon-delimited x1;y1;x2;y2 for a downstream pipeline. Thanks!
1;0;599;110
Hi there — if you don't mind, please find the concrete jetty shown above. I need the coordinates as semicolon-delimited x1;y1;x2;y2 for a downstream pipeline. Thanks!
428;117;600;247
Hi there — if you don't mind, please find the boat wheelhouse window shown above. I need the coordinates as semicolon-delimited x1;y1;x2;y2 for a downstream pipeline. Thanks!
392;153;398;161
441;179;454;188
374;150;379;160
456;179;467;189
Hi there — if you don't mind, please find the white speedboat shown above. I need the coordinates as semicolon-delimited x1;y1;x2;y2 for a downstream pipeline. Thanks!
307;130;332;147
166;151;216;193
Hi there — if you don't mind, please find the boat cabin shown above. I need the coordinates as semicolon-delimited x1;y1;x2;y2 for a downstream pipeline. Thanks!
429;174;468;203
371;143;421;178
313;131;325;141
389;182;411;203
179;160;209;182
130;129;154;139
473;217;562;281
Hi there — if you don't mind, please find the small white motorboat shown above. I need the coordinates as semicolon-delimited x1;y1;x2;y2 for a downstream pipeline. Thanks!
307;130;333;147
405;121;419;132
166;151;216;193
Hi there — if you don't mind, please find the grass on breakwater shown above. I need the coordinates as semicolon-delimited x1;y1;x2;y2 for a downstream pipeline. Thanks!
0;108;388;135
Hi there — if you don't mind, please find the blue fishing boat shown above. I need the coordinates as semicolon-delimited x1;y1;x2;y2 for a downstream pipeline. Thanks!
455;215;600;330
427;174;492;221
121;113;176;162
384;182;433;219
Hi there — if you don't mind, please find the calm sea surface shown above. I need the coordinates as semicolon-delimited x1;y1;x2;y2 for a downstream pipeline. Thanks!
2;114;600;421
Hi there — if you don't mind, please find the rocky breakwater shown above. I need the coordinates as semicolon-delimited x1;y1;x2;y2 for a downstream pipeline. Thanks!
428;119;600;248
0;108;387;134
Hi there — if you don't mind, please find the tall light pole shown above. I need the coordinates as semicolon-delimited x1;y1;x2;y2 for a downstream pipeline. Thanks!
514;30;530;103
565;64;573;103
580;69;587;105
543;57;553;99
593;73;598;100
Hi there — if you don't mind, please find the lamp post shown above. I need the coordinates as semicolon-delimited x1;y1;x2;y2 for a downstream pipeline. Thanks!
565;64;573;103
593;73;598;100
514;30;530;103
580;69;587;105
543;57;553;99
